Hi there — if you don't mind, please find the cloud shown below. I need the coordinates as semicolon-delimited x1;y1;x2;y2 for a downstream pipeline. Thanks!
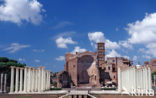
138;44;156;57
56;56;65;61
53;21;73;29
142;55;151;59
0;0;44;25
105;39;120;49
18;58;26;62
106;49;121;58
88;32;120;49
88;32;105;43
56;37;76;48
145;43;156;57
71;46;86;54
34;59;40;63
33;49;45;53
138;48;146;53
126;13;156;44
53;31;76;40
123;56;130;59
133;56;138;61
4;43;30;53
119;41;133;49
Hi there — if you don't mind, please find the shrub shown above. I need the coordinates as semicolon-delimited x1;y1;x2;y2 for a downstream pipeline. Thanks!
50;88;62;90
101;88;116;90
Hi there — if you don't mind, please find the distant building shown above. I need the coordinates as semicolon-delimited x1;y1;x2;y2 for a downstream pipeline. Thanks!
144;59;156;73
57;42;132;88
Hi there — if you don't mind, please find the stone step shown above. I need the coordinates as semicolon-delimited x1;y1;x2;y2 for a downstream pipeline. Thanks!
59;94;96;98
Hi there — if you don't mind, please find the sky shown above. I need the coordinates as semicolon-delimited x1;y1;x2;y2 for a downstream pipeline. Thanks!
0;0;156;72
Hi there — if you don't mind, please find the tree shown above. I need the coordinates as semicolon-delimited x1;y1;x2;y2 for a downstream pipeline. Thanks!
0;57;9;62
152;71;156;83
0;57;26;90
0;57;26;73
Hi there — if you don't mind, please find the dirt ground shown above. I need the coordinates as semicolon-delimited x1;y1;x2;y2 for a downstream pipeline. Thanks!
0;94;156;98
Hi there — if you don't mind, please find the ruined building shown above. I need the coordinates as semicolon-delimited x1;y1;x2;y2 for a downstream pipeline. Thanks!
57;42;132;88
144;59;156;73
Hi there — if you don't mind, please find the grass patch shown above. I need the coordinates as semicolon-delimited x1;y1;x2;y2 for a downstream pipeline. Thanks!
50;88;62;90
101;88;116;90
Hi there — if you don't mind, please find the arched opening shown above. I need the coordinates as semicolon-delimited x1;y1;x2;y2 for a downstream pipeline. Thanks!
78;55;94;84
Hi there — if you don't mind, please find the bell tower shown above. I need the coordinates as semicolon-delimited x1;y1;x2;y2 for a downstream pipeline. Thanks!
97;42;105;68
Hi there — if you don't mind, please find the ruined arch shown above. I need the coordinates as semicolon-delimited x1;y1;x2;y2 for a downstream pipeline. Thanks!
77;55;94;84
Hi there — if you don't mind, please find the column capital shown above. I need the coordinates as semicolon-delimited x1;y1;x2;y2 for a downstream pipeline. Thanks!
20;68;24;70
16;67;20;69
27;67;32;69
10;66;15;68
38;66;45;69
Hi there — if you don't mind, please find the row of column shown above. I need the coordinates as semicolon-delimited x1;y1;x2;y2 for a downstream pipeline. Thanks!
118;66;152;93
10;66;51;93
0;73;7;93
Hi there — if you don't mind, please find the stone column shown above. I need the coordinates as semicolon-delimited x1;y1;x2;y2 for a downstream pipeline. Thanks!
43;69;45;91
27;67;31;92
68;95;72;98
15;67;19;92
84;95;87;98
73;95;77;98
143;68;145;90
44;70;46;90
1;73;3;92
35;69;38;91
41;67;44;92
24;67;27;92
30;68;33;92
47;71;49;90
32;68;35;92
145;68;148;90
44;69;46;90
38;67;41;92
118;67;121;92
78;95;82;98
29;67;31;92
148;67;152;90
4;74;7;92
144;68;146;90
19;68;23;92
10;66;15;93
48;71;50;89
134;68;136;90
138;70;141;88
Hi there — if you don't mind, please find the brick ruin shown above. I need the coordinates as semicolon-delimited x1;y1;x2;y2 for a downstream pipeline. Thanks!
56;42;132;88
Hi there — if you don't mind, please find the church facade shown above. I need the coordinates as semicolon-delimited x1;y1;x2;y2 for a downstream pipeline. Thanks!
57;42;132;88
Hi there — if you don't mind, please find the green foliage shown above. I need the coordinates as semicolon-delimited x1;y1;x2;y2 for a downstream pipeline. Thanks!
101;88;116;90
152;71;156;83
0;57;26;87
50;88;62;90
53;81;57;87
9;59;18;63
0;57;26;73
0;57;9;62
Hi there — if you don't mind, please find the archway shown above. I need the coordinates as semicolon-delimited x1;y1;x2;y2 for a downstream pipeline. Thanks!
77;55;94;84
